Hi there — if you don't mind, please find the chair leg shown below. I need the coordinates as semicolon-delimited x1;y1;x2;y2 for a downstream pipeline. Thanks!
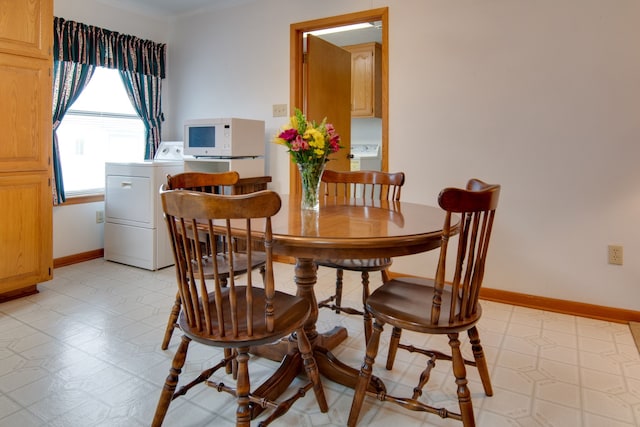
296;327;328;412
385;326;402;370
468;326;493;396
360;271;372;344
347;320;384;427
232;349;239;379
448;333;475;427
235;347;251;427
161;293;181;350
152;335;190;426
224;348;234;375
334;268;344;313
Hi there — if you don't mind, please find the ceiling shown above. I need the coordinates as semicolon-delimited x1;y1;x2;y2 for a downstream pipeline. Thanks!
317;24;382;47
99;0;256;17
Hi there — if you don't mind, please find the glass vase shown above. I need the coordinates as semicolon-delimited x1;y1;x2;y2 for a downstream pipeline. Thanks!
298;162;325;211
301;210;319;236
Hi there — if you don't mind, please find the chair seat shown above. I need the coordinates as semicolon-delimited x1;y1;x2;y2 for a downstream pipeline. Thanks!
197;252;267;278
179;286;311;347
366;277;483;334
316;257;392;272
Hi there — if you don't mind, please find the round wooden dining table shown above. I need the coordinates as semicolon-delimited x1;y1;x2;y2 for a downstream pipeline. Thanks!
251;194;452;409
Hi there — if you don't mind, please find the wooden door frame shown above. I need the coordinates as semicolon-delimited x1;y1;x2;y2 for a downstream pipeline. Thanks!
289;7;389;196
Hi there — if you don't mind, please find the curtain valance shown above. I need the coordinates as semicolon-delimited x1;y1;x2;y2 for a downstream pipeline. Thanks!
53;17;166;78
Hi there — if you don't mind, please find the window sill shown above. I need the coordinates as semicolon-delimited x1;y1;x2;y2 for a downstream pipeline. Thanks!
61;193;104;205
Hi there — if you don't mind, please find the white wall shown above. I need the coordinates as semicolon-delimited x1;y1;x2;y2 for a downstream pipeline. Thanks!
53;202;104;258
53;0;640;312
385;0;640;311
166;0;640;311
53;0;168;41
165;1;382;194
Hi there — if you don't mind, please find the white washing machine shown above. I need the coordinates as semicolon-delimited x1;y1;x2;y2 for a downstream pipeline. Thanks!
104;161;184;270
350;144;381;172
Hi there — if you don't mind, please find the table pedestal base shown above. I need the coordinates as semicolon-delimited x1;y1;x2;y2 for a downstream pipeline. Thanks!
251;258;386;418
250;325;347;362
251;341;386;418
250;258;386;418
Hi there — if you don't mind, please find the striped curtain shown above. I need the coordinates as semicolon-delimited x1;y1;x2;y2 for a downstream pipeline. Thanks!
120;70;164;160
53;17;166;78
52;17;167;201
51;60;96;204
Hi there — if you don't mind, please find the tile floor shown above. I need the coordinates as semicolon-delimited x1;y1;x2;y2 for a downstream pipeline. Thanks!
0;259;639;426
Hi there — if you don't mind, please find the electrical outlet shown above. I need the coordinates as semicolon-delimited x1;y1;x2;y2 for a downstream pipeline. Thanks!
96;210;105;224
608;245;623;265
272;104;288;117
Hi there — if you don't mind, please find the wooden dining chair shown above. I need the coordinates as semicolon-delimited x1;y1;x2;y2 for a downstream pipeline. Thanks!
160;171;266;351
152;189;328;427
347;178;500;427
316;169;405;342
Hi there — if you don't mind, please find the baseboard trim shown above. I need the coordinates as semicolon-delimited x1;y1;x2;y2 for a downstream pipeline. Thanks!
479;287;640;324
53;254;640;324
386;270;639;324
54;249;104;268
273;255;295;264
55;249;280;269
0;285;38;303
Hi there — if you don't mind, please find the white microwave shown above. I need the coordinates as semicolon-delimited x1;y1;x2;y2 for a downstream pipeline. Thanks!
184;118;265;158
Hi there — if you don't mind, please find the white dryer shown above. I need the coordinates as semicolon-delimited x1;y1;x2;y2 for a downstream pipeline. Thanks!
104;161;183;270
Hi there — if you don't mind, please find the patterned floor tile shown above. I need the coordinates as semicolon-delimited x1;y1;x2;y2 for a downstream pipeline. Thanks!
0;259;637;426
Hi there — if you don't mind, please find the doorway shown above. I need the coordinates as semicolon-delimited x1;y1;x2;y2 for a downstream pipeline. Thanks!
289;7;389;196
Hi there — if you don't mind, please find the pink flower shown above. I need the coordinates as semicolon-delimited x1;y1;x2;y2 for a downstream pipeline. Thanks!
291;136;309;152
278;128;299;141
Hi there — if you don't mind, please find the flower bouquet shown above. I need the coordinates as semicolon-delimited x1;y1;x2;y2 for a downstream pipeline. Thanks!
273;108;341;210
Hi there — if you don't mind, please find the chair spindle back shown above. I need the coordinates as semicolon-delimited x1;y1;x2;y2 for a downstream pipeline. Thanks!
166;171;240;193
161;188;281;338
321;169;405;200
431;178;501;325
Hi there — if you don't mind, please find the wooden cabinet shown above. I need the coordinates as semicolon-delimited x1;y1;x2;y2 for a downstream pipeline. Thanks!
0;52;52;172
0;0;53;301
0;0;52;58
344;42;382;118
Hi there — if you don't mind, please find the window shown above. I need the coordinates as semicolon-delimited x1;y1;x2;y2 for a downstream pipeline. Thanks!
56;67;145;195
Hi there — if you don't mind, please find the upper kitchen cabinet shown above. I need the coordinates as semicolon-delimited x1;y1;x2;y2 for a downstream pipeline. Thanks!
0;0;52;173
0;52;52;172
0;0;53;301
344;42;382;118
0;0;52;59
